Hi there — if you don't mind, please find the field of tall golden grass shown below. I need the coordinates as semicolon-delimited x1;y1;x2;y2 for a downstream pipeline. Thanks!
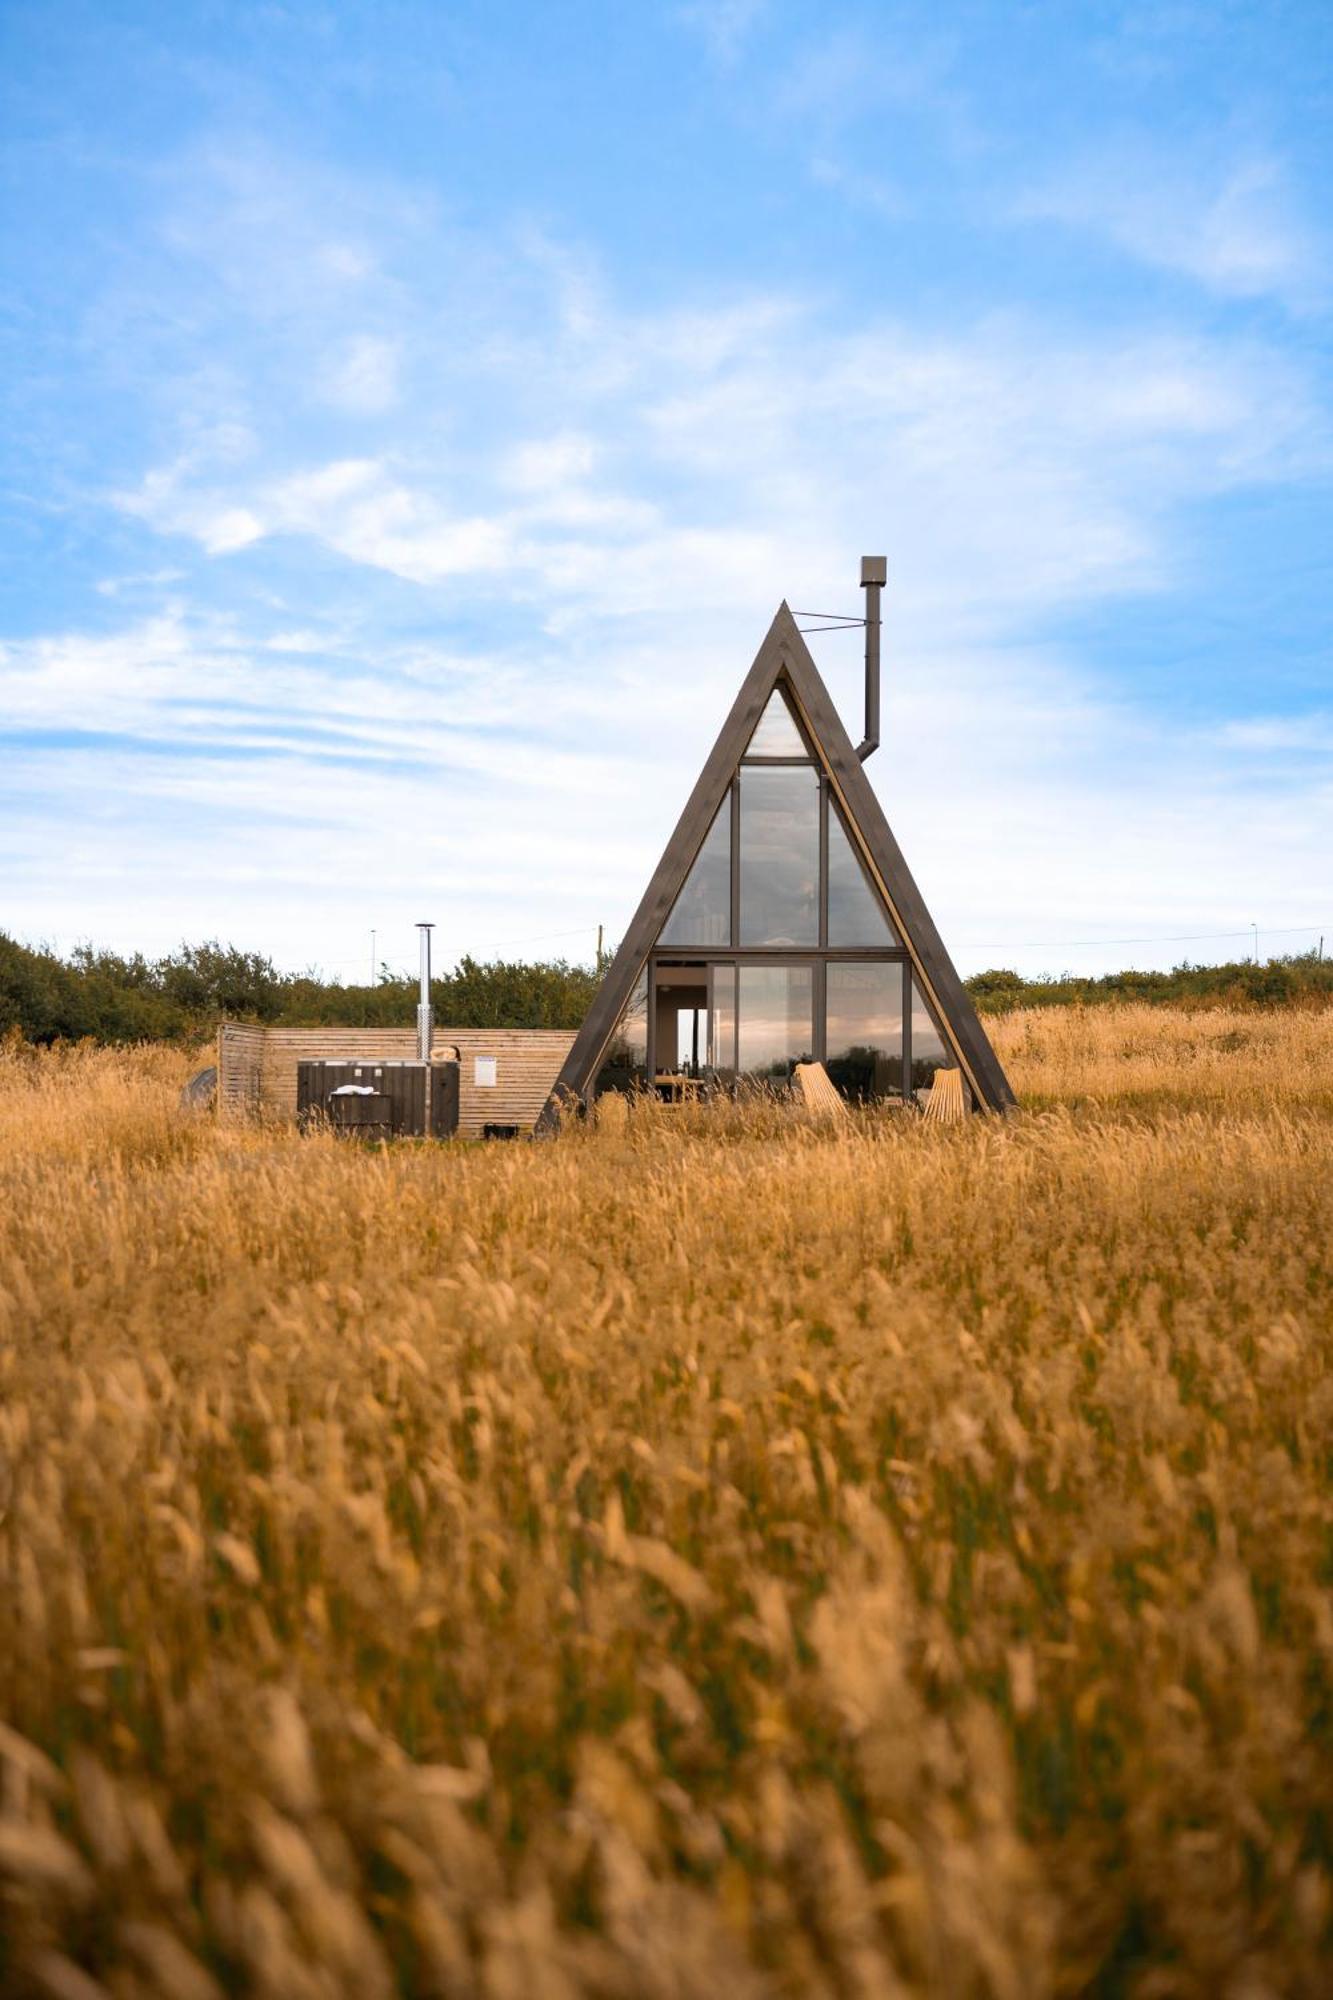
1;1005;1330;1998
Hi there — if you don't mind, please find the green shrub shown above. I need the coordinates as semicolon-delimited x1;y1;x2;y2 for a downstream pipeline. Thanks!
0;934;600;1043
965;952;1333;1014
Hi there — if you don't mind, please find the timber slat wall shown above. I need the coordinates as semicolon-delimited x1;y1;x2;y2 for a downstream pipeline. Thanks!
217;1024;574;1137
217;1025;265;1116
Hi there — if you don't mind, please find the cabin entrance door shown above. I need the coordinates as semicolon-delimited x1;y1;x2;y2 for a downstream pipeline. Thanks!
651;961;710;1098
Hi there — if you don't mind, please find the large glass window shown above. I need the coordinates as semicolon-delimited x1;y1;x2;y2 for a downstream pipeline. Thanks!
910;977;954;1096
710;963;737;1082
624;674;979;1108
660;800;731;946
594;967;648;1095
827;803;899;945
739;767;820;945
827;963;904;1102
737;965;813;1084
745;686;807;757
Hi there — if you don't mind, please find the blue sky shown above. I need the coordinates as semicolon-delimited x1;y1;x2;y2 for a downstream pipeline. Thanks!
2;0;1330;980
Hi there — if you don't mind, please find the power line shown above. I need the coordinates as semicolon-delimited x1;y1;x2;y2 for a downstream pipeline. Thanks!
958;923;1327;951
468;923;604;953
793;609;865;634
311;922;605;974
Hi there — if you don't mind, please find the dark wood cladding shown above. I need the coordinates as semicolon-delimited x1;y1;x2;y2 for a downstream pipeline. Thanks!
295;1060;460;1139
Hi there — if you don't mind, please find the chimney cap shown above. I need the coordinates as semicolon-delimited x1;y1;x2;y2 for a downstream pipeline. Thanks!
860;555;887;587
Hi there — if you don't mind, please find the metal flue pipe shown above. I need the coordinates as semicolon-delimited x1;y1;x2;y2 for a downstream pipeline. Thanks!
856;555;886;762
416;923;434;1063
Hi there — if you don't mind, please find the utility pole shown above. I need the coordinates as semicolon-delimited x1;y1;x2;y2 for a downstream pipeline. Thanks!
370;929;376;987
1252;922;1259;966
416;924;434;1064
596;924;604;975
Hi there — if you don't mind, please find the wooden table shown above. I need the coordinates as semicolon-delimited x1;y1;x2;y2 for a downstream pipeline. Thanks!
654;1073;701;1103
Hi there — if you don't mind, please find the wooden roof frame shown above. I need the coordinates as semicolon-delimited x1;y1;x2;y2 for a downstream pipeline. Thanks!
538;602;1016;1124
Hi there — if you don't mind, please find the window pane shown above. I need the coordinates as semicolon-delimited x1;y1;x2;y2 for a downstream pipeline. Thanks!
737;965;813;1084
653;965;708;1080
739;767;819;945
594;967;648;1094
827;803;899;944
910;977;957;1097
745;686;807;758
826;962;904;1101
660;798;731;945
710;962;736;1082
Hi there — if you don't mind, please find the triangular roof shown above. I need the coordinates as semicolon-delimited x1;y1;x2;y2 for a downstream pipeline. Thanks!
540;602;1015;1121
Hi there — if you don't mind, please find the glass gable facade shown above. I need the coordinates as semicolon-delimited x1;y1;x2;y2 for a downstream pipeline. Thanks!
826;961;904;1101
745;686;807;757
910;976;954;1095
736;965;813;1081
827;802;899;945
660;800;730;946
595;968;649;1094
739;766;820;945
594;675;963;1105
710;963;737;1085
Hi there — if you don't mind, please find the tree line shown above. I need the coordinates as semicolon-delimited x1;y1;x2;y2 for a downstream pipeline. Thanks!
2;931;1329;1045
965;955;1333;1013
0;936;600;1044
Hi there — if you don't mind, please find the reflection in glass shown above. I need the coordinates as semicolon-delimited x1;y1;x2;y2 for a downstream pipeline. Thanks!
745;686;807;758
827;804;899;945
660;799;731;946
739;767;819;945
910;977;955;1096
737;965;813;1084
594;967;648;1095
710;963;736;1081
827;963;905;1101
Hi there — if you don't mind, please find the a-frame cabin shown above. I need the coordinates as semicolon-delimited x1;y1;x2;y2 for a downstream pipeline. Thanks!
539;586;1014;1125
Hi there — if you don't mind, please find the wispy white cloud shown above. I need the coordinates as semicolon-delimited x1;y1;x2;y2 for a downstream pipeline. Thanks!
109;157;1320;639
0;609;601;759
772;22;960;131
675;0;770;66
503;432;600;493
321;333;402;414
809;155;906;219
1215;714;1333;754
95;567;185;598
1015;149;1326;309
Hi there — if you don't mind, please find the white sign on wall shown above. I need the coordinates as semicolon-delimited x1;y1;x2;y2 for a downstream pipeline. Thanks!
474;1057;498;1088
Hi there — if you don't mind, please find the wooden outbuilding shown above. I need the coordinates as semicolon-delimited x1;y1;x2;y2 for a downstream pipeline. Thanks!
217;1024;575;1137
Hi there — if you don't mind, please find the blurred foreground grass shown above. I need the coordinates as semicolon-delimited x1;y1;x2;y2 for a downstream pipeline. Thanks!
0;1008;1330;1998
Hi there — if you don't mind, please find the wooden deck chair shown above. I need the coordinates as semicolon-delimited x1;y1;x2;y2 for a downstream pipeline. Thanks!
921;1067;966;1125
793;1061;849;1119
